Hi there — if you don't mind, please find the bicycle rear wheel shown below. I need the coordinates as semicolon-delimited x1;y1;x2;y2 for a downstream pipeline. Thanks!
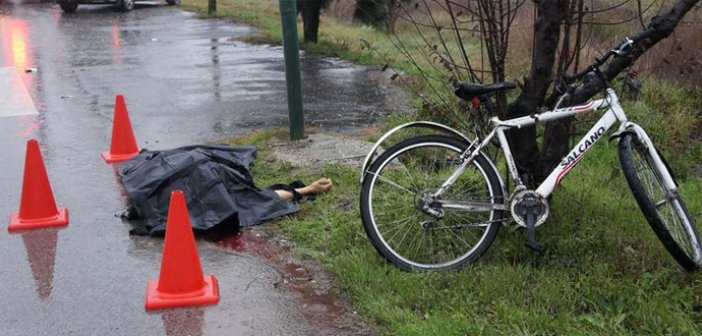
360;135;505;271
618;133;702;271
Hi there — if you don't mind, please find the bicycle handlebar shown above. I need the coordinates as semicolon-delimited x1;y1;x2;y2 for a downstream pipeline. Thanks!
562;29;653;85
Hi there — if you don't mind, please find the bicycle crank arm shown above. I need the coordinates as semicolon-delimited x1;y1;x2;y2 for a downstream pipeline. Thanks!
525;212;543;253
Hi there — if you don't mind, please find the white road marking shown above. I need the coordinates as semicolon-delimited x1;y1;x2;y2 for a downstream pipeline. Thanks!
0;67;39;117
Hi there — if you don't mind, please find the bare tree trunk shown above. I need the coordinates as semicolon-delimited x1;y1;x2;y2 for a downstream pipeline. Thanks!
298;0;324;43
208;0;216;15
386;0;698;188
505;0;564;185
539;0;701;177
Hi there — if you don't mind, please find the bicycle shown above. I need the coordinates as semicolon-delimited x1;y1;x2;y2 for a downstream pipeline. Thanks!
359;36;702;272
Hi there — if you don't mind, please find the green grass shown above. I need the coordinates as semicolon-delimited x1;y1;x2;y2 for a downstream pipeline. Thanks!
225;83;702;335
295;153;698;335
251;147;702;336
185;1;702;334
183;0;401;67
182;0;283;41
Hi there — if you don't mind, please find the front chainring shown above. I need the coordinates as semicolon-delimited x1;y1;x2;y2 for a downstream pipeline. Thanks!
510;189;550;227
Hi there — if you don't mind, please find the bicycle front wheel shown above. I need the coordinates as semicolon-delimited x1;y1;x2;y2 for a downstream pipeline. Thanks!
360;135;505;271
618;133;702;271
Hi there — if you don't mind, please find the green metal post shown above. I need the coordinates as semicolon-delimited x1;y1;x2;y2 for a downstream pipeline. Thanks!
279;0;305;140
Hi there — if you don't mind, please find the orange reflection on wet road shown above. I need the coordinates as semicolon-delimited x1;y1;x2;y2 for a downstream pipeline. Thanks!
15;115;40;137
111;18;122;66
0;18;31;68
0;18;39;118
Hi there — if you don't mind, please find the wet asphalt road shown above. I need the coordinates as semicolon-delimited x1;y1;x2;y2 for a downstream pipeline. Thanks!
0;2;403;335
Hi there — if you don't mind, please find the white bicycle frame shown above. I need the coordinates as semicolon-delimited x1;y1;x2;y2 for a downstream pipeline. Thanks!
434;87;678;201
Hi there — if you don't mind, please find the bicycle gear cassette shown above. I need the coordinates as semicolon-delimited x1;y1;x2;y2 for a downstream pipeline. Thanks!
510;189;550;227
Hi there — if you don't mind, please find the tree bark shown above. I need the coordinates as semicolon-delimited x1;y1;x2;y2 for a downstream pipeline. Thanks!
208;0;216;15
539;0;701;177
298;0;324;43
505;0;564;185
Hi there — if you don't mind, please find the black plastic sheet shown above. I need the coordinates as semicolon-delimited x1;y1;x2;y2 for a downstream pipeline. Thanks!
118;145;300;236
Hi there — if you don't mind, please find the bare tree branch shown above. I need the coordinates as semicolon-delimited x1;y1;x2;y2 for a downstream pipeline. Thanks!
540;0;701;176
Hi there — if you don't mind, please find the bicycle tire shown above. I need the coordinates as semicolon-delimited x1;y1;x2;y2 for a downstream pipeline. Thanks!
58;0;78;12
360;135;505;271
618;133;702;271
114;0;134;11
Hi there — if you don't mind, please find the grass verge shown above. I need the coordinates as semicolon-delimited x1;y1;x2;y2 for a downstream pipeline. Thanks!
228;116;702;335
180;0;479;82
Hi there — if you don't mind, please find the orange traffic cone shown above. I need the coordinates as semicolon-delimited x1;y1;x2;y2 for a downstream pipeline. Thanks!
101;94;139;163
145;190;219;310
8;139;69;231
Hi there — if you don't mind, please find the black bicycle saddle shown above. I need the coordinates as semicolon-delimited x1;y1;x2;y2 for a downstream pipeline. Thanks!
454;82;516;101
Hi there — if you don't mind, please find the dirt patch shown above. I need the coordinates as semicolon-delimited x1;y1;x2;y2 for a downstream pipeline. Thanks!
210;226;377;335
268;133;376;167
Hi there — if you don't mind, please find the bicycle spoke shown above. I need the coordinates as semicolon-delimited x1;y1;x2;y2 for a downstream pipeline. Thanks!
424;226;434;265
361;136;504;270
620;134;702;270
370;172;415;195
655;199;668;208
383;213;421;244
399;163;421;193
408;228;425;262
443;226;475;252
392;215;423;255
374;205;415;217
